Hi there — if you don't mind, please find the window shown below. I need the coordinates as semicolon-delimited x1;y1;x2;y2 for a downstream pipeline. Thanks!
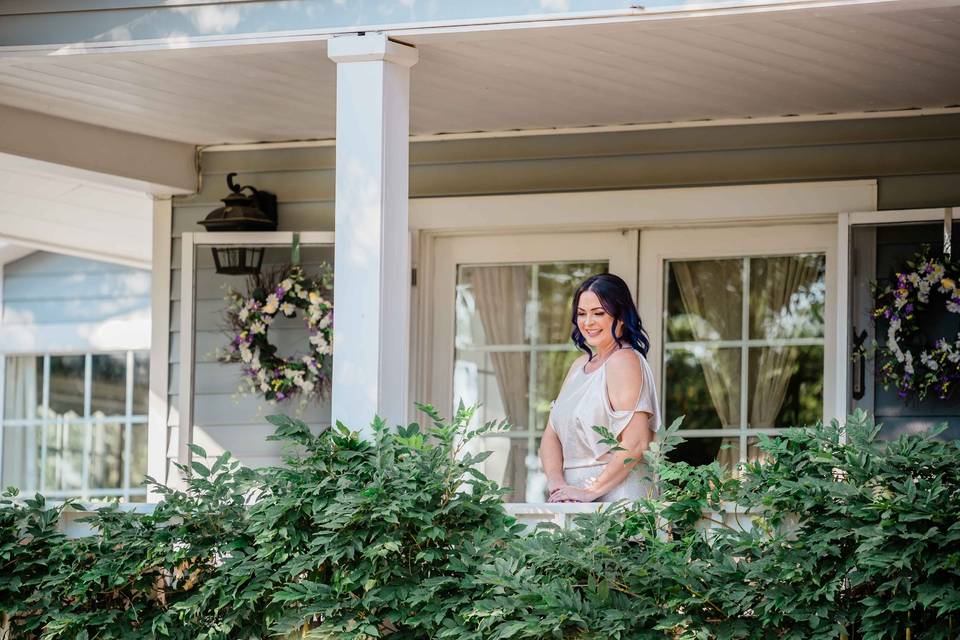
1;351;149;501
454;261;609;502
662;254;826;469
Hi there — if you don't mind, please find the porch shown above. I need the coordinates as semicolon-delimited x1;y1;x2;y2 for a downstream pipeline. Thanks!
0;0;959;505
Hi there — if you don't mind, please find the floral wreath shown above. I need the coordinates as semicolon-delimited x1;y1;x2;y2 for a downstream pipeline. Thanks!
223;263;333;403
872;246;960;402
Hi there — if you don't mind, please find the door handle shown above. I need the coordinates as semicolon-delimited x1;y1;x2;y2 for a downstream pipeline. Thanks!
851;327;868;401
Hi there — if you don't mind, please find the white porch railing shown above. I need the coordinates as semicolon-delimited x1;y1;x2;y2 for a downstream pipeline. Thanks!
56;502;754;537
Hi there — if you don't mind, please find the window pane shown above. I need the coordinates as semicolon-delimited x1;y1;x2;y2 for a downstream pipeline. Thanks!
132;352;149;415
49;356;85;416
537;262;609;343
748;346;823;428
456;265;533;347
44;419;85;491
665;436;739;470
1;426;41;491
89;420;124;489
666;259;742;342
4;356;42;420
453;350;529;429
746;436;776;466
749;255;826;340
469;435;544;503
664;348;741;429
131;424;148;489
533;349;582;433
91;354;126;416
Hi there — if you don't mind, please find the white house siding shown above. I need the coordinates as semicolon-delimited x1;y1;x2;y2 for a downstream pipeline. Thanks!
167;114;960;481
167;150;335;480
2;252;150;353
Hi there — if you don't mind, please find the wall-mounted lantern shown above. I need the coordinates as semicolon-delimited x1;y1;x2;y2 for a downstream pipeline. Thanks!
199;172;278;275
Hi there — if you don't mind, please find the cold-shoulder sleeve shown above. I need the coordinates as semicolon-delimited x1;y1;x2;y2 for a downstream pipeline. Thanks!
603;351;661;436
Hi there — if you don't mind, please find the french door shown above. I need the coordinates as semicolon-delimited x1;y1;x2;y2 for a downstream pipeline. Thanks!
426;231;637;502
639;224;837;469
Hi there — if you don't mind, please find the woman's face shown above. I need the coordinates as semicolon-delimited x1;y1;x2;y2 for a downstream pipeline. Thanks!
576;290;618;349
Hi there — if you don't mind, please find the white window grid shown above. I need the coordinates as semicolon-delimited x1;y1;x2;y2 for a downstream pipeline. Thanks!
454;261;606;445
662;254;826;464
0;351;148;501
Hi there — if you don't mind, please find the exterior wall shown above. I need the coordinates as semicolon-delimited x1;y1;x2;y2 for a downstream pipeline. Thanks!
167;114;960;480
1;251;150;353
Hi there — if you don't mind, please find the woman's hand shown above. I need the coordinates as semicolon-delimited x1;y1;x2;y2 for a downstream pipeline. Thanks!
548;485;598;503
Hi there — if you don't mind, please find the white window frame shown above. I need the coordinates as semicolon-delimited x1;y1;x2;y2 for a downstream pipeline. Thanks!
177;231;335;468
425;230;639;423
0;349;149;501
840;207;957;422
638;223;839;462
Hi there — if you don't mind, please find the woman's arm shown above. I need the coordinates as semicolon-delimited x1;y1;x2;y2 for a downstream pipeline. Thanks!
539;422;567;495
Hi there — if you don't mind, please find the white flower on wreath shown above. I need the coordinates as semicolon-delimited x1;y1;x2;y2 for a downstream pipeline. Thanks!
250;320;266;335
921;351;939;370
949;300;960;314
239;344;253;363
318;314;331;329
280;302;296;317
907;272;921;286
932;263;946;280
308;291;322;305
904;351;915;375
238;307;250;322
263;294;280;315
280;278;294;292
918;280;931;303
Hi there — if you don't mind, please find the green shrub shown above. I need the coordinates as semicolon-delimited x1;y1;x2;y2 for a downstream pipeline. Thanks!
1;408;958;639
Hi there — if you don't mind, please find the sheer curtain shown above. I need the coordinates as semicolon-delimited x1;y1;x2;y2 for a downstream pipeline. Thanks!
749;256;822;428
672;261;741;468
2;357;39;490
467;267;530;502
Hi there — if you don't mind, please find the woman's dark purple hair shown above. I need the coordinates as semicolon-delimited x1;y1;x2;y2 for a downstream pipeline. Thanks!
571;273;650;358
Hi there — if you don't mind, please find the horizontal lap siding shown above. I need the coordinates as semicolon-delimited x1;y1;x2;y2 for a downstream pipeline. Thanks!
168;114;960;480
3;252;150;353
169;153;335;476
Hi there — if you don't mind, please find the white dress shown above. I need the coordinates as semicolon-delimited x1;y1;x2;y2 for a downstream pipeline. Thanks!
548;348;661;501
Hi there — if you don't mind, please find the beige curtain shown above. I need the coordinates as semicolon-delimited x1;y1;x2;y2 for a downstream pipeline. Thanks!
467;267;530;502
672;261;742;428
749;256;822;428
672;262;741;470
2;357;39;490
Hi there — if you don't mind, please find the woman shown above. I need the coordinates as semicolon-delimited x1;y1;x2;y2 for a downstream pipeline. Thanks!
539;273;661;502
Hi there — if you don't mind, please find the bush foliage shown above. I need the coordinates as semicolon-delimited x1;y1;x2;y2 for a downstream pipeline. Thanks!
1;407;959;639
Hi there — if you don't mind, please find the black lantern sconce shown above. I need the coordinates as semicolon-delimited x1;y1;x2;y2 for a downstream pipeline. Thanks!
199;172;278;275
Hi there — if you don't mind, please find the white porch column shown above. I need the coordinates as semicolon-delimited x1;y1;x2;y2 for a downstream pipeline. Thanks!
327;34;418;433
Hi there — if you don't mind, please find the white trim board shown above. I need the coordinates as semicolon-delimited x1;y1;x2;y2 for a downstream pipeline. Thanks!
199;107;960;152
409;180;878;233
176;231;336;471
147;199;171;499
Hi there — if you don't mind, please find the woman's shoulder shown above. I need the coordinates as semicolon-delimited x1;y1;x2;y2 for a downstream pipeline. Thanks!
606;347;645;372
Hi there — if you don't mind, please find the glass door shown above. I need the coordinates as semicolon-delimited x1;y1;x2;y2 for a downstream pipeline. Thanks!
427;231;637;502
639;224;837;470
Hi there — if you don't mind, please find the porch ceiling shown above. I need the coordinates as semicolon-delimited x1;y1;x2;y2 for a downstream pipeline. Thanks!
0;0;957;145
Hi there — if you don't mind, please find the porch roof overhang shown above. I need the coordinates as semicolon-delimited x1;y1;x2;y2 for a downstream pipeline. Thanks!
0;0;957;151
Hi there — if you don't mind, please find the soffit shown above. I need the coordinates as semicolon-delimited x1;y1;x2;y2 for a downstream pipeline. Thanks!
0;1;957;145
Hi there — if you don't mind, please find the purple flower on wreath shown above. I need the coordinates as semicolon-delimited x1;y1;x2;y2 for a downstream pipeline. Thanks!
904;303;914;314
